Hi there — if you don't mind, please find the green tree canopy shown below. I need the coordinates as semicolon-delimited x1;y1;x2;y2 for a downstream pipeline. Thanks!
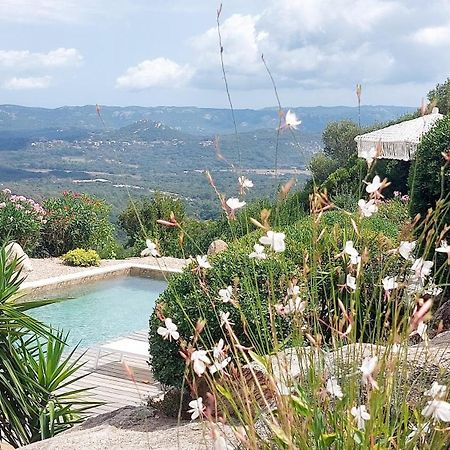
428;78;450;115
322;120;360;166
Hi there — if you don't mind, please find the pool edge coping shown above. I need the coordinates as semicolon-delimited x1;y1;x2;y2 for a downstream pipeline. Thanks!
18;263;182;300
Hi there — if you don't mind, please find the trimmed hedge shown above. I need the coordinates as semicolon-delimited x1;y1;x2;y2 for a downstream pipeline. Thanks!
149;210;400;388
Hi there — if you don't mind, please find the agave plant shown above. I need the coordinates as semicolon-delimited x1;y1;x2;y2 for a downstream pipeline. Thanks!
0;245;100;446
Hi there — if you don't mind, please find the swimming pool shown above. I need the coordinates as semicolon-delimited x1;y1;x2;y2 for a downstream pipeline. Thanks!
27;276;167;348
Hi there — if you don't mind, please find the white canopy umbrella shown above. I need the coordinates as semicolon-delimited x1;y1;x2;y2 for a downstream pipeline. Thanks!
355;107;443;161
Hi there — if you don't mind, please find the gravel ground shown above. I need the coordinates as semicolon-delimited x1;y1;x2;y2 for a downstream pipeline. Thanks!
20;406;223;450
23;256;188;283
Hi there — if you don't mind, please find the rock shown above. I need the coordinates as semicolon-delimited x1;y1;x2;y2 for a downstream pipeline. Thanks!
0;443;15;450
207;239;228;256
5;242;33;272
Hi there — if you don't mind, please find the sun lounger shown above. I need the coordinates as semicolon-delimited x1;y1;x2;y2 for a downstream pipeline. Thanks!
94;337;148;369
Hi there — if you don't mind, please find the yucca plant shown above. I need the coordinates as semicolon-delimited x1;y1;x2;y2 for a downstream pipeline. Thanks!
0;245;100;446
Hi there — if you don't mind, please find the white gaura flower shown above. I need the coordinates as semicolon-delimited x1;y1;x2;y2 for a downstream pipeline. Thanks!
219;286;233;303
351;405;371;429
213;338;225;360
424;283;443;297
287;284;300;298
226;197;246;212
346;274;357;291
259;230;286;253
399;241;416;260
358;199;378;217
249;243;267;259
326;377;344;399
284;297;307;315
344;241;361;265
422;400;450;422
406;422;430;443
416;321;428;340
157;318;180;341
436;240;450;255
196;255;211;269
424;382;447;399
360;146;378;167
209;356;231;375
191;350;211;377
382;276;398;292
238;176;253;189
141;239;160;257
280;109;301;130
188;397;205;420
360;356;377;379
365;175;382;194
411;258;433;283
220;311;234;328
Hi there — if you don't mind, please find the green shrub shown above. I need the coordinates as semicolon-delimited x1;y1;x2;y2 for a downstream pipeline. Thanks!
409;114;450;224
149;210;399;388
62;248;101;267
0;189;45;254
40;191;115;257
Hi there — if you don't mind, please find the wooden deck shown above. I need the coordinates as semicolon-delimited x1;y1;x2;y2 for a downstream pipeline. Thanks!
67;330;162;416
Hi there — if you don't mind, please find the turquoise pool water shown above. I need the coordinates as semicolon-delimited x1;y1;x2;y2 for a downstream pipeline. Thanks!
28;276;167;348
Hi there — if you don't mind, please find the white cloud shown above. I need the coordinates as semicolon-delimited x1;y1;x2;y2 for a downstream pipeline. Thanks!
0;48;83;70
3;76;52;90
116;57;194;90
412;25;450;46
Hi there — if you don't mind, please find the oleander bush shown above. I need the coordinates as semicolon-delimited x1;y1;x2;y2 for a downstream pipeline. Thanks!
40;191;115;258
62;248;101;267
0;189;46;254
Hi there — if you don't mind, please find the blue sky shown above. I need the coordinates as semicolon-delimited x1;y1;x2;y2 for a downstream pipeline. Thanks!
1;0;450;108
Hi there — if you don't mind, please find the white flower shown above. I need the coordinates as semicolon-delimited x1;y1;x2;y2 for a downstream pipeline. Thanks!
351;405;371;429
219;286;233;303
287;285;300;298
346;274;357;291
141;239;160;257
365;175;382;194
276;382;291;396
226;197;246;211
209;357;231;375
326;377;343;399
281;109;301;130
238;176;253;189
406;422;430;443
422;400;450;422
382;276;398;292
259;230;286;253
398;241;416;260
360;146;378;167
411;258;433;283
157;318;180;341
417;321;428;340
424;283;443;296
220;311;234;328
436;240;450;255
213;339;225;360
358;198;378;217
249;243;267;259
360;356;377;380
196;255;211;269
424;382;447;399
191;350;211;377
187;397;205;420
344;241;361;265
284;297;307;315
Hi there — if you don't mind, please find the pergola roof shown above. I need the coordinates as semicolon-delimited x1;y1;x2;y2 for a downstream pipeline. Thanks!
355;108;443;161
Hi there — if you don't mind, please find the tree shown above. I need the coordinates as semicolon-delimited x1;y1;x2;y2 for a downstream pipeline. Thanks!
322;120;360;166
428;78;450;115
308;152;339;185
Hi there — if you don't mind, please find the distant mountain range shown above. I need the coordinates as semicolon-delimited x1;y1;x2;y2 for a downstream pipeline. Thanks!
0;103;416;219
0;104;415;135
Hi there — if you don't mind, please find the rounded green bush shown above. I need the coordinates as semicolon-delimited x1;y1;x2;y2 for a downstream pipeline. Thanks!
409;114;450;223
62;248;101;267
149;210;399;388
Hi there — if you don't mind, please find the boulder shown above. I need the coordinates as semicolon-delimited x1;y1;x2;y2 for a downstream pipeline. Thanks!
207;239;228;256
5;242;33;272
